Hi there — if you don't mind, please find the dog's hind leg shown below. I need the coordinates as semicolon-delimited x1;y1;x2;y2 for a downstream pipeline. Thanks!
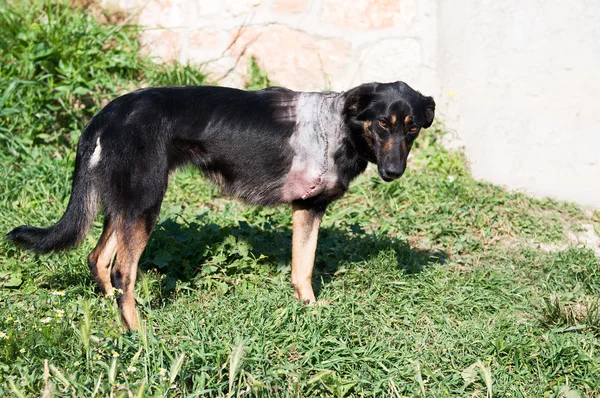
111;204;161;330
87;215;118;295
291;203;326;304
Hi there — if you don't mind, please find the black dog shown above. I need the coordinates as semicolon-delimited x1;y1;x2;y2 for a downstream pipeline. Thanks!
7;81;435;329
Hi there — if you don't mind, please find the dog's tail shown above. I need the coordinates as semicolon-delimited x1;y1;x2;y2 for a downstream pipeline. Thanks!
7;136;99;254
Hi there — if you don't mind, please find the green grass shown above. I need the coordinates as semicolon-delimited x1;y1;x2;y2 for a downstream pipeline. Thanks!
1;1;600;397
0;0;206;156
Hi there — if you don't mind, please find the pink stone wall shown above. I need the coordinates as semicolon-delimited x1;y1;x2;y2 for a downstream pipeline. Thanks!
106;0;438;95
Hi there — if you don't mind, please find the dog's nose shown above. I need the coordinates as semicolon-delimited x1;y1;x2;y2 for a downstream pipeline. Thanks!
383;164;404;179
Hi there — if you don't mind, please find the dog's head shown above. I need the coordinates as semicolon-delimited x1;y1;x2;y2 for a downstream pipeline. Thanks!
344;82;435;181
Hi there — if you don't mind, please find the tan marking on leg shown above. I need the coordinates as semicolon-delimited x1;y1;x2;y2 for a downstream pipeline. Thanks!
88;220;118;294
291;204;324;304
98;232;117;291
112;219;152;330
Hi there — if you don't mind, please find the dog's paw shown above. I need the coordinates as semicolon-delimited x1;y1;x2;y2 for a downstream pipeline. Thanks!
302;297;316;305
293;283;316;305
304;299;331;307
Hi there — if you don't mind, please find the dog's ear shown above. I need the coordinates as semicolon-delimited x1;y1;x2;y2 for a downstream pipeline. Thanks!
421;96;435;128
344;83;377;119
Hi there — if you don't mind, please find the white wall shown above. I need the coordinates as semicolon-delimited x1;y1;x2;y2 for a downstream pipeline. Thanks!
437;0;600;207
107;0;600;207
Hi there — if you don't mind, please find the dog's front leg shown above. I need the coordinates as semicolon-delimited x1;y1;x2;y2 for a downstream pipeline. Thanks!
291;202;326;304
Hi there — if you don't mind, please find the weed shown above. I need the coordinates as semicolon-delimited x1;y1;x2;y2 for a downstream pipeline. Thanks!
245;56;271;90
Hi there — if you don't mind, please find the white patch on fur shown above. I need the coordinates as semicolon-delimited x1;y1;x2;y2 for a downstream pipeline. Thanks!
89;137;102;168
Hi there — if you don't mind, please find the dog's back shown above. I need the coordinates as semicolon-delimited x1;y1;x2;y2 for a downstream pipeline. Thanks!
91;86;301;208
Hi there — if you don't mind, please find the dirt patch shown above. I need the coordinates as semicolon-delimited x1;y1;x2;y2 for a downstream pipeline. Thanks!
539;223;600;256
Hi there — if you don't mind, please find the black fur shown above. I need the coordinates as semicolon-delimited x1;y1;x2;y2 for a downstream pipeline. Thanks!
7;82;435;254
6;143;98;253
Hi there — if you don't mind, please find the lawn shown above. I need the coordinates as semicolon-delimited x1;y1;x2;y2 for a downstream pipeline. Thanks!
1;1;599;397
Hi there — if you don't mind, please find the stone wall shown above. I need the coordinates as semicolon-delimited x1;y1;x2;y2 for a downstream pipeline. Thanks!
107;0;439;96
106;0;600;207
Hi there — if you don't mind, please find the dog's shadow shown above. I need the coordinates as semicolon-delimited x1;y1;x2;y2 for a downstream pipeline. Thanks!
139;216;448;300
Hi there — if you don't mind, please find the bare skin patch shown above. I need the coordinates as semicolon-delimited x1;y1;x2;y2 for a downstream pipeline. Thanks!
282;168;323;202
281;92;344;203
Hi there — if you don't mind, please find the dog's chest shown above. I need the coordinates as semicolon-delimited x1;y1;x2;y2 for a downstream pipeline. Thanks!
280;93;346;203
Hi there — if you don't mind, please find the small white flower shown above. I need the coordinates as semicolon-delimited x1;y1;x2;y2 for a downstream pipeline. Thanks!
447;175;455;183
159;367;167;377
51;291;65;296
0;332;8;339
19;348;25;354
170;383;177;390
113;351;120;358
55;309;65;318
40;317;52;324
127;365;137;373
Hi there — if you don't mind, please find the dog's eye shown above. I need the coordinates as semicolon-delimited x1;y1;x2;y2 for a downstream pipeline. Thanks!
409;125;419;133
378;120;388;128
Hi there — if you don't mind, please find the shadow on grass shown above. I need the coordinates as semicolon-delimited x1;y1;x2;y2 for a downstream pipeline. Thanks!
139;216;448;300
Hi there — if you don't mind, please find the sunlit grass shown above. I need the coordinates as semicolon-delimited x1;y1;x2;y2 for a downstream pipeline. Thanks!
1;1;600;397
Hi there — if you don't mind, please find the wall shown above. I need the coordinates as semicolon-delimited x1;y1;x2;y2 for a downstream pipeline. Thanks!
107;0;600;207
437;0;600;207
108;0;439;95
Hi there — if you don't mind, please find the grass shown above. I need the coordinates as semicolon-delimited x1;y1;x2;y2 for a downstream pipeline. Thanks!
1;1;600;397
0;0;206;156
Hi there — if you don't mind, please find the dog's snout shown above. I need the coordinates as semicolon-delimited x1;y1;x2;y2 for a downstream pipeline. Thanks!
380;163;404;181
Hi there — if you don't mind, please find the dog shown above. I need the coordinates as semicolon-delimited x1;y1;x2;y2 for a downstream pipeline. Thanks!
7;81;435;329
